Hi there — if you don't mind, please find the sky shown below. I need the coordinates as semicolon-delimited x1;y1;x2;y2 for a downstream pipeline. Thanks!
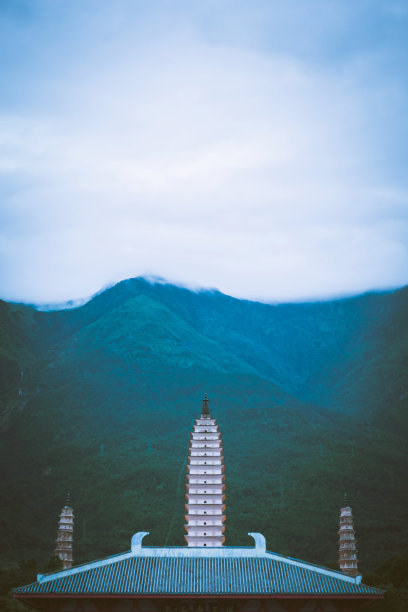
1;0;408;304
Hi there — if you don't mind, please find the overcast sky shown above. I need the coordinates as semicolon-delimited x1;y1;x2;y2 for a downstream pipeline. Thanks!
1;0;408;304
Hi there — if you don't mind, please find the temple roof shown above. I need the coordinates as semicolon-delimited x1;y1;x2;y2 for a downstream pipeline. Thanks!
13;533;383;598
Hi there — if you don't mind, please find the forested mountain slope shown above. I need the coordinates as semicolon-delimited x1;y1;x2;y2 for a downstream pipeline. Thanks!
0;278;407;574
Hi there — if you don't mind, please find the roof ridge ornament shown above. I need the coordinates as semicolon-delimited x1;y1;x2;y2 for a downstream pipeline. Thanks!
131;532;150;552
248;532;266;553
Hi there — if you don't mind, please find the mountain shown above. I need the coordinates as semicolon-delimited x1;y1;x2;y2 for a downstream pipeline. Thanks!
0;277;407;574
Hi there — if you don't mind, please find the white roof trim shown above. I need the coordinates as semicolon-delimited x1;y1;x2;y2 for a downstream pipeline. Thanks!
263;552;357;584
37;551;134;584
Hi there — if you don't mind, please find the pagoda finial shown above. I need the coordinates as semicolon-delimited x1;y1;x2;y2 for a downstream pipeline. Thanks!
65;491;71;507
201;393;210;418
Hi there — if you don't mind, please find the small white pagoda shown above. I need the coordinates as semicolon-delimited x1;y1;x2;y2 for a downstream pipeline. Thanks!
184;394;226;546
339;493;359;576
55;493;74;569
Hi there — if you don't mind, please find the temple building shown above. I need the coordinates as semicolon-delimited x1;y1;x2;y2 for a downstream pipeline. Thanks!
185;395;226;546
14;396;384;611
55;493;74;569
339;493;359;577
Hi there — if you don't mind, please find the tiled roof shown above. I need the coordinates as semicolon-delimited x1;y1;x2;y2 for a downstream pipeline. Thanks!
13;533;383;598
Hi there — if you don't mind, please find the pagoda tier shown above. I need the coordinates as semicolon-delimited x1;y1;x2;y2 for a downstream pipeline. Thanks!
188;465;224;475
338;495;359;577
186;484;226;493
187;475;224;484
55;494;74;569
185;505;226;514
184;396;226;547
185;516;225;525
191;432;221;439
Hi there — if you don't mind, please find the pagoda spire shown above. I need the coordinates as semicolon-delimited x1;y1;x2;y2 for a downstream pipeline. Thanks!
55;493;74;569
338;493;359;577
184;396;226;547
201;393;210;418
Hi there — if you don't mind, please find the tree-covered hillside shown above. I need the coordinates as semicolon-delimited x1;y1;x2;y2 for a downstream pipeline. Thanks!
1;277;407;576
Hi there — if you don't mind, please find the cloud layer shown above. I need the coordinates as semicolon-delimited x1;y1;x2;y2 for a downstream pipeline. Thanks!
1;0;408;303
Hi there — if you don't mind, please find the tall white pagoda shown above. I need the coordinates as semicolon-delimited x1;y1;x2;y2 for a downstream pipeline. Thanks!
184;395;226;546
55;493;74;569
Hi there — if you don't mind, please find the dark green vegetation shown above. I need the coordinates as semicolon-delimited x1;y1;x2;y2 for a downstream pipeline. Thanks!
0;278;407;600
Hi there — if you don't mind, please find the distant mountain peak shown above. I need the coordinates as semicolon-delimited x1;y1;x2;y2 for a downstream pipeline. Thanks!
139;275;221;295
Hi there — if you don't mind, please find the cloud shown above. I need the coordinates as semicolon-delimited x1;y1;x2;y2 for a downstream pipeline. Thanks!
0;1;407;303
